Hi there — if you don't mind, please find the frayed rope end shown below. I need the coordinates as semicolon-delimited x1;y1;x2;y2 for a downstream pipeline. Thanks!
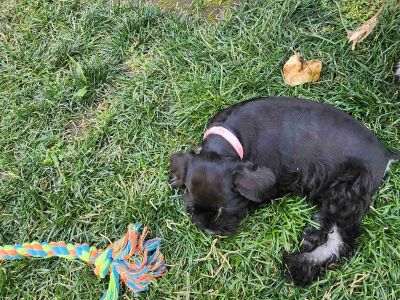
0;223;166;300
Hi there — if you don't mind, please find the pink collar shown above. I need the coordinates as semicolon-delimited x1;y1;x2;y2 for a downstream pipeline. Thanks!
203;126;244;160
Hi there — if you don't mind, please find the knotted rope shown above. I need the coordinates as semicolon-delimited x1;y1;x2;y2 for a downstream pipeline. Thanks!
0;223;165;299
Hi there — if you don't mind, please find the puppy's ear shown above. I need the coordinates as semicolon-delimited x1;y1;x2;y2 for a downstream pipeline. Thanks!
170;152;192;188
233;164;276;202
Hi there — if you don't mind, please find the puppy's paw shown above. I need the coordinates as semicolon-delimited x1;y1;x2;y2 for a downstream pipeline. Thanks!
301;228;328;252
169;175;183;189
283;253;322;287
194;146;202;154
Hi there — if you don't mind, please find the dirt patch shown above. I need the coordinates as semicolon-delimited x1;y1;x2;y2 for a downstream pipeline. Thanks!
63;100;111;140
64;117;90;139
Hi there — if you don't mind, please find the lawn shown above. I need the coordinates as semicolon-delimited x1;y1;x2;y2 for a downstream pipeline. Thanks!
0;0;399;299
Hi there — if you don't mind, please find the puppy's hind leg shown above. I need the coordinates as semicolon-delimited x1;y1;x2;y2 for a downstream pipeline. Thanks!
300;212;329;252
284;160;372;286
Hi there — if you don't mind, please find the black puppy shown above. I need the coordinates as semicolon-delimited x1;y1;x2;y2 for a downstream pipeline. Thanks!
170;97;398;286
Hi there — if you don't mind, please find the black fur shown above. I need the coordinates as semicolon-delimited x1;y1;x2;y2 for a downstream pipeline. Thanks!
170;97;397;286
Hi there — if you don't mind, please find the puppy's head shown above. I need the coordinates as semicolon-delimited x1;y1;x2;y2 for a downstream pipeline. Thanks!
170;151;276;235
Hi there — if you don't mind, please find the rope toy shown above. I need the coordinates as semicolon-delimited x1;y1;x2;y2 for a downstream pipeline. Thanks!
0;223;165;299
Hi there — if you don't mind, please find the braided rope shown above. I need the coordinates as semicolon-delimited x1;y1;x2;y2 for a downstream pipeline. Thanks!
0;223;165;300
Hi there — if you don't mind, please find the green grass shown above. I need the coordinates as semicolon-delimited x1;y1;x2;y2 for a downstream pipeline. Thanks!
0;0;399;299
